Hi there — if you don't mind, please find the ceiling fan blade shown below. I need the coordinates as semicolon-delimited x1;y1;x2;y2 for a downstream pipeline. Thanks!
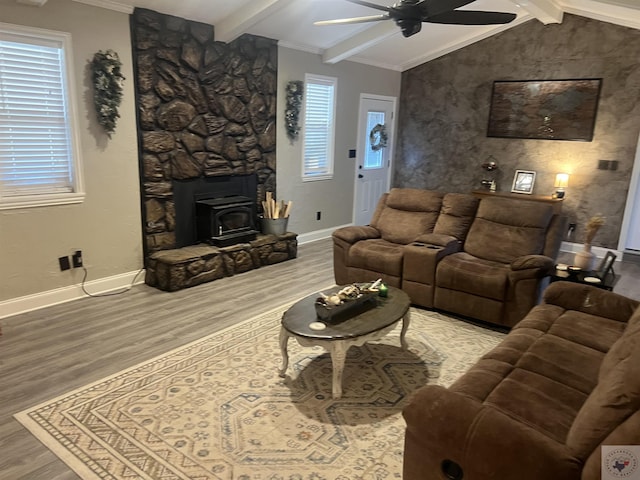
426;10;517;25
416;0;476;18
344;0;392;13
314;14;390;26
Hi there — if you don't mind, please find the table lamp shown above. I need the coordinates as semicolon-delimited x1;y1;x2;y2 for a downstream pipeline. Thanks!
554;173;569;198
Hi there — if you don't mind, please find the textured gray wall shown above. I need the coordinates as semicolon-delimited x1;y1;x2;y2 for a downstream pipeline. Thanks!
395;14;640;249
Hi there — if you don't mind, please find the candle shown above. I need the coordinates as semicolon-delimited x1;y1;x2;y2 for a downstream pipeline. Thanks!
378;283;388;298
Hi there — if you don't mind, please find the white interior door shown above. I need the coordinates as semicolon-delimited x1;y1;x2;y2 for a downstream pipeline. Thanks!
353;94;396;226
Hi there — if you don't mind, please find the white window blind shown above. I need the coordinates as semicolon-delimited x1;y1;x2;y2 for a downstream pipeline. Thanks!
302;74;336;180
0;23;83;209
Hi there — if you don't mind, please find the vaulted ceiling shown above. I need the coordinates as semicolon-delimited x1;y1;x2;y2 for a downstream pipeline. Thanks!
68;0;640;71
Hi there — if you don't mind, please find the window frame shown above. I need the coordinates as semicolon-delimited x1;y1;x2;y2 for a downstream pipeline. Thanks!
301;73;337;182
0;22;84;210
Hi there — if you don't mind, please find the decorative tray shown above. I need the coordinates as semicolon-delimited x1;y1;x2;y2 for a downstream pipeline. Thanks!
314;283;379;322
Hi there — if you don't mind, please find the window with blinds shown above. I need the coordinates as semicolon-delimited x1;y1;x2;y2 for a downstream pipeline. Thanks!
302;74;336;181
0;23;83;209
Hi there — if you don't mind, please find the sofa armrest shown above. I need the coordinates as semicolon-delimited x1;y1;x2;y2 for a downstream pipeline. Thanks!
332;225;380;244
403;385;581;480
543;281;639;323
414;233;461;249
510;254;555;273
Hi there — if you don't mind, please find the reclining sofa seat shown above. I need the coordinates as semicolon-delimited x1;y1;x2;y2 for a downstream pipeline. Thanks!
403;282;640;480
333;188;444;288
434;197;566;327
332;188;479;299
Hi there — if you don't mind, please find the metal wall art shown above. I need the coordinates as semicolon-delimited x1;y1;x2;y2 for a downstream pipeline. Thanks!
487;79;602;141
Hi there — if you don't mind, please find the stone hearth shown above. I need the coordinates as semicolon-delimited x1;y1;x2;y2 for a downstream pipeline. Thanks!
131;9;290;292
146;233;297;292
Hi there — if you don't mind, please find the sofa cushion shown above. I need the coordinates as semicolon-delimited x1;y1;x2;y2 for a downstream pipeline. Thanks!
433;193;479;241
348;239;405;276
566;309;640;459
384;187;444;212
376;207;440;244
485;368;589;443
372;189;443;244
465;198;553;263
450;312;594;444
547;310;627;354
515;333;605;396
436;252;508;301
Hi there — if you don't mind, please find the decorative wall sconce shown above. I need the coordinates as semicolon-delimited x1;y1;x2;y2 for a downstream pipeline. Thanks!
481;160;498;171
481;156;498;191
285;80;303;141
553;173;569;198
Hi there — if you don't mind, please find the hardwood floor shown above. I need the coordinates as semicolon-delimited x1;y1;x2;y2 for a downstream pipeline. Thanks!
0;239;336;480
1;238;638;479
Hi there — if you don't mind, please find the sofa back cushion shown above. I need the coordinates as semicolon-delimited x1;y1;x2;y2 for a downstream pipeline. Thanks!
434;193;480;241
372;188;444;244
464;198;553;263
566;306;640;459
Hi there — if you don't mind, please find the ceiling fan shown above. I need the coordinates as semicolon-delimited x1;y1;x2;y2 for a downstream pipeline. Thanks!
314;0;517;38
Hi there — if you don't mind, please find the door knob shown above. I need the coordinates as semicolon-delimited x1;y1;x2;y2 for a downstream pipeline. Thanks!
358;174;363;179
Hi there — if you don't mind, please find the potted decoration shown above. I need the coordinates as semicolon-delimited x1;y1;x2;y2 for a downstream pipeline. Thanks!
574;215;605;271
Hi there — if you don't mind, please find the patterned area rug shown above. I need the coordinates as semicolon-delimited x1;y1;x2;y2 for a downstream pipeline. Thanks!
15;305;505;480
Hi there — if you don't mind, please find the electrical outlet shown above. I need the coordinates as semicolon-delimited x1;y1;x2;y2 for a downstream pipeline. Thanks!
59;256;71;271
72;250;83;268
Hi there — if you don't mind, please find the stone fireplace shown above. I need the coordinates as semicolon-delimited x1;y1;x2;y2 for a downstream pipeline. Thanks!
131;9;297;291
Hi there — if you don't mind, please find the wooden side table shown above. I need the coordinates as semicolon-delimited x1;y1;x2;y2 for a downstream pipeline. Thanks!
550;269;620;291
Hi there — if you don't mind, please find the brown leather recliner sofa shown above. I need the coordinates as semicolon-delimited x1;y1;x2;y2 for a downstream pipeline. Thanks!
332;187;566;327
403;281;640;480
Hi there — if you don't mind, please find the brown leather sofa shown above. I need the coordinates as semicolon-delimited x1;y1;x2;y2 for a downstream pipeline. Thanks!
332;188;566;327
403;281;640;480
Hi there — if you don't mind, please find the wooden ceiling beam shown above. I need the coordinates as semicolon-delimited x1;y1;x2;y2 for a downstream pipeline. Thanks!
322;22;398;64
215;0;295;43
509;0;564;24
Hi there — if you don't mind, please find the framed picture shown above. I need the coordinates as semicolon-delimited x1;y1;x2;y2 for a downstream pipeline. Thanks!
596;251;616;280
487;79;602;141
511;170;536;194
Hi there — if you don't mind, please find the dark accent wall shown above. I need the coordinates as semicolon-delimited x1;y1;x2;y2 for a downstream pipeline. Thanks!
131;9;277;254
395;14;640;248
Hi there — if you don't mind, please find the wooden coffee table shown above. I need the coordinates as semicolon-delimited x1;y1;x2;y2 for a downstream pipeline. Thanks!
278;285;411;399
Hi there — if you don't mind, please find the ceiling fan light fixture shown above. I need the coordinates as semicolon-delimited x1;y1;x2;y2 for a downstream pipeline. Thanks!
396;19;422;37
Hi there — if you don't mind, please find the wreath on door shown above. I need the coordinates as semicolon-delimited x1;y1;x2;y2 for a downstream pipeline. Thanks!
369;123;388;151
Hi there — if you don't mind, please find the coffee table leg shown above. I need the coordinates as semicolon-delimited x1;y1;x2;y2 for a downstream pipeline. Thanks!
400;310;411;350
278;327;290;377
330;341;348;399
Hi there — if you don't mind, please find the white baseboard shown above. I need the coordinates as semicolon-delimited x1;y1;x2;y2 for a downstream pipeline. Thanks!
0;269;146;320
560;241;623;261
6;236;610;321
297;223;352;245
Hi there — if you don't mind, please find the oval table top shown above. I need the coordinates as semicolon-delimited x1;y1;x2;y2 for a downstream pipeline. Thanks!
281;285;410;341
